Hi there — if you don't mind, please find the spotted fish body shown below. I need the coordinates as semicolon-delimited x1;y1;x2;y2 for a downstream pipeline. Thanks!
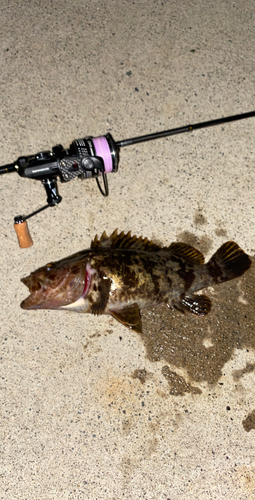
21;230;251;333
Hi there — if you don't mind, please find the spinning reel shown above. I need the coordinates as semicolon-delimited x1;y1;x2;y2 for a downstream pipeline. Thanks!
0;110;254;248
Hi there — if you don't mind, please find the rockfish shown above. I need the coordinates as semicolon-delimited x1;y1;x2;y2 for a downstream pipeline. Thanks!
21;230;251;333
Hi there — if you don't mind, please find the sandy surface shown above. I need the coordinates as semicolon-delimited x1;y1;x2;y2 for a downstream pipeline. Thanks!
0;1;254;499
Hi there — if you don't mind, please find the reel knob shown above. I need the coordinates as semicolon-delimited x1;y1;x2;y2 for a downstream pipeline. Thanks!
14;217;33;248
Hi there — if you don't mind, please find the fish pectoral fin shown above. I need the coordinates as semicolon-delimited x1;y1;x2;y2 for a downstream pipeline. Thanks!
173;294;211;316
91;277;111;315
110;303;142;333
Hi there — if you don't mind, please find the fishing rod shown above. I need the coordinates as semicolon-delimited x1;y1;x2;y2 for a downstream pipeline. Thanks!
1;110;254;248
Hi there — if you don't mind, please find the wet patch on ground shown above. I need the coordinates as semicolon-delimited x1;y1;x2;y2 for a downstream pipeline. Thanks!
215;227;228;238
177;230;213;255
242;410;255;432
193;210;207;226
232;362;255;381
131;368;150;384
140;257;254;386
161;365;202;395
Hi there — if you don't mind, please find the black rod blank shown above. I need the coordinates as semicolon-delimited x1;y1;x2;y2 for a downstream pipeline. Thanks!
0;163;16;174
116;110;255;148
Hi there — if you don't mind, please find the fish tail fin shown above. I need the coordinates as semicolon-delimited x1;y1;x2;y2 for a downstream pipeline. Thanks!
206;241;251;284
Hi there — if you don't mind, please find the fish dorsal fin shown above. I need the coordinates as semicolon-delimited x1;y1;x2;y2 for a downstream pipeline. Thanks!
110;303;142;333
91;229;163;252
167;242;205;265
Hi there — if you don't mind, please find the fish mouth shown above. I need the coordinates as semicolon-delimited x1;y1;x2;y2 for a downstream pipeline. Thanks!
20;269;86;310
20;262;94;310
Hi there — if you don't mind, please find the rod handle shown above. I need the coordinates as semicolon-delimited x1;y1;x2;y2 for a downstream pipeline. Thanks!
14;220;33;248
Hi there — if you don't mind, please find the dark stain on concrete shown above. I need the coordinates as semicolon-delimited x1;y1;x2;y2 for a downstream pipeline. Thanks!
232;363;255;382
242;410;255;432
140;257;254;386
194;210;207;226
162;365;202;395
177;230;213;256
215;227;228;238
132;368;148;384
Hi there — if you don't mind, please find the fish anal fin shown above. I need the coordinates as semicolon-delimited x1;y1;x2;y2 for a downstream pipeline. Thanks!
168;242;205;265
173;294;211;316
110;303;142;333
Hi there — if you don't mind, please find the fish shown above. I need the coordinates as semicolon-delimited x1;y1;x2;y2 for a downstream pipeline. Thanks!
20;230;251;333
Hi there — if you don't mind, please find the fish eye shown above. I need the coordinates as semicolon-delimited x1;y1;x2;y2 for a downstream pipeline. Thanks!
46;264;53;272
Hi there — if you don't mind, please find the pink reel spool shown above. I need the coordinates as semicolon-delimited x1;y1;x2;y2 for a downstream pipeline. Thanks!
92;135;114;173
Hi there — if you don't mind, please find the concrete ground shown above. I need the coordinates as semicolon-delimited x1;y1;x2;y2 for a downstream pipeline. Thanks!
0;0;254;498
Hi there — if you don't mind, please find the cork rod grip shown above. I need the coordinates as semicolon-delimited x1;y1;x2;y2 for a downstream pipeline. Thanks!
14;221;33;248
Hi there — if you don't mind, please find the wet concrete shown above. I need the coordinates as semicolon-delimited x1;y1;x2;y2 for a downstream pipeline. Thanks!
141;257;254;386
243;410;255;432
177;230;213;255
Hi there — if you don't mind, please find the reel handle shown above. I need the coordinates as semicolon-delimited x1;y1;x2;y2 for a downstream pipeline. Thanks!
14;219;33;248
13;178;62;248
